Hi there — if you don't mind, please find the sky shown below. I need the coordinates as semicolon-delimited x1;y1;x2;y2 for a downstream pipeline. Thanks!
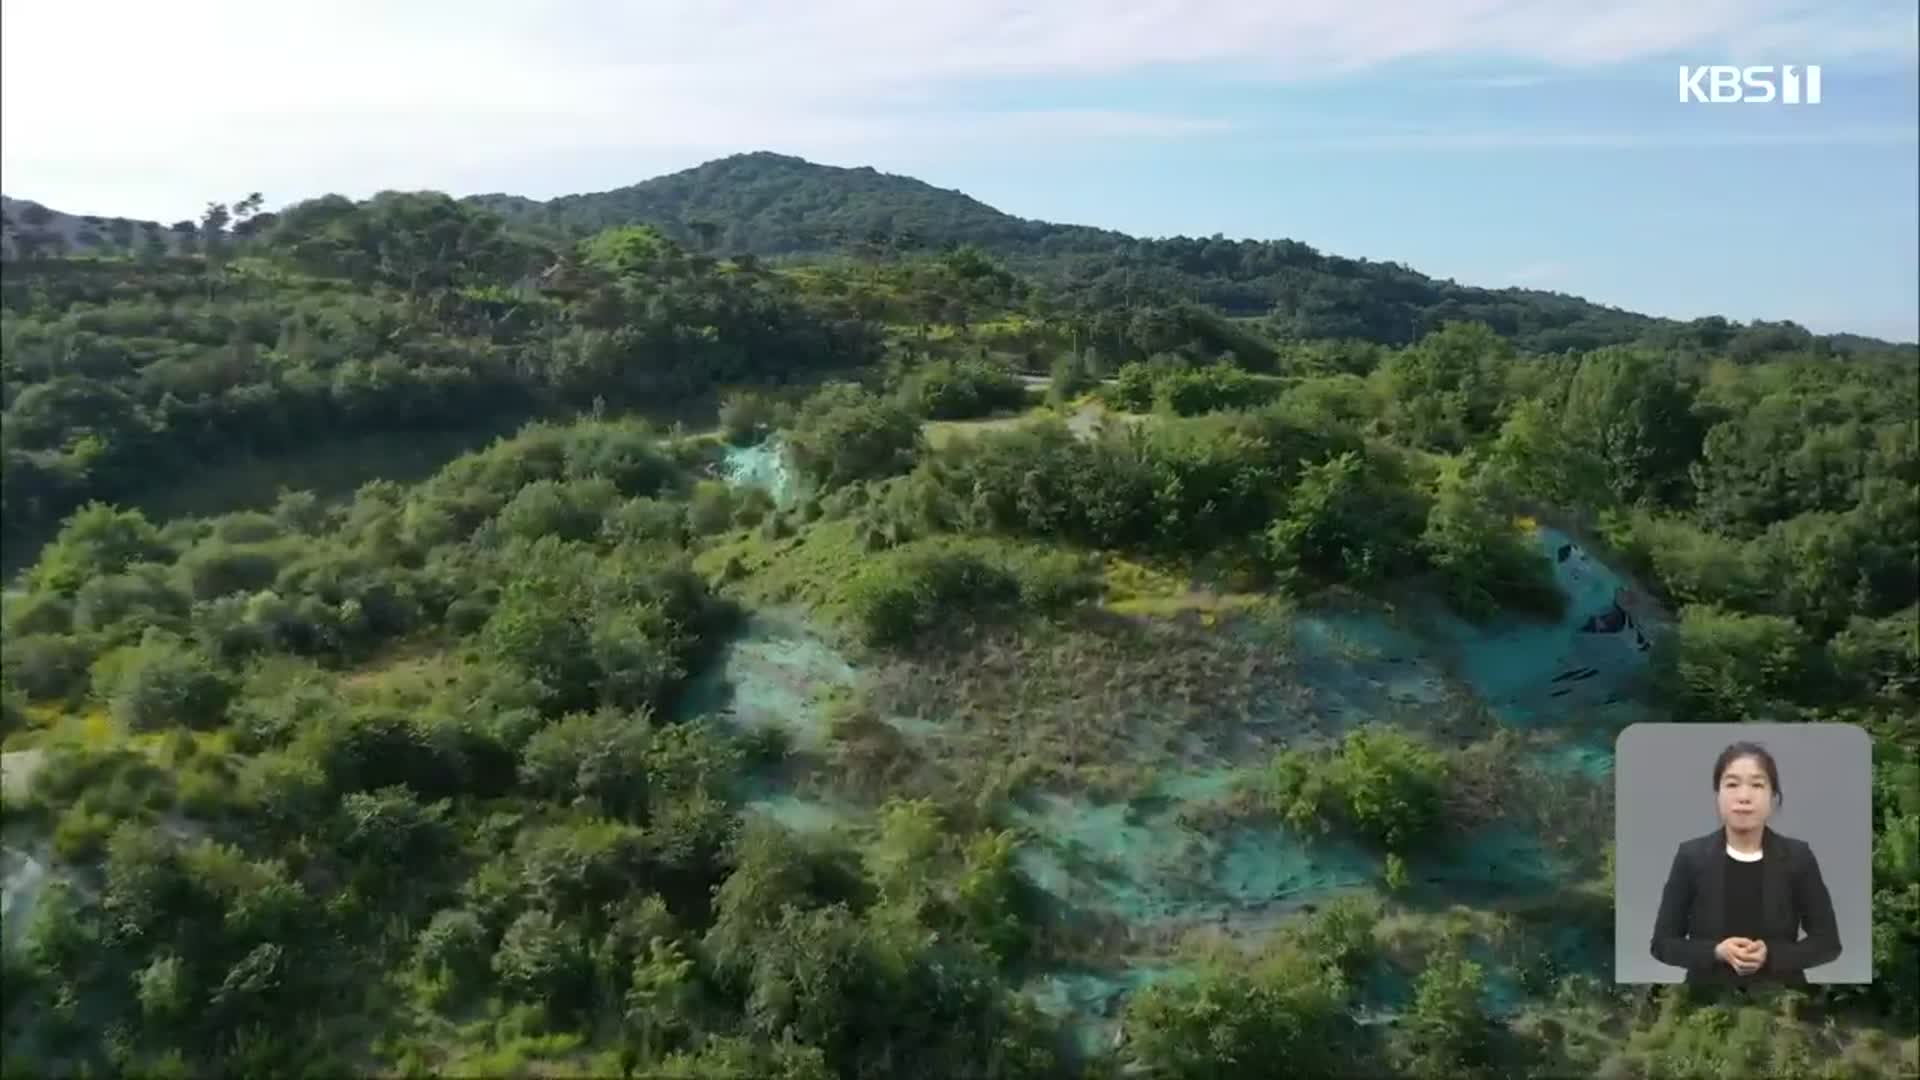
3;0;1916;341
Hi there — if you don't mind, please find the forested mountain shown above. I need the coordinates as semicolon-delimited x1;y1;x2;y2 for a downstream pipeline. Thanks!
468;152;1916;353
0;196;264;262
467;151;1125;257
1;180;1916;1078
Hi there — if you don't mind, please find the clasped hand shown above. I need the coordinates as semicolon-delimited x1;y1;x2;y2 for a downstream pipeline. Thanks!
1714;937;1768;975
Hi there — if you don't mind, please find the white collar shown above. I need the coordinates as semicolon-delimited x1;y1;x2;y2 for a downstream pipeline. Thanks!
1726;843;1764;862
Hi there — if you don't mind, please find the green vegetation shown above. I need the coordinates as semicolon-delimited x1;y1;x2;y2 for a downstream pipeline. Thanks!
896;358;1029;420
1269;727;1451;851
2;202;878;545
1122;940;1358;1079
842;541;1097;647
2;163;1915;1077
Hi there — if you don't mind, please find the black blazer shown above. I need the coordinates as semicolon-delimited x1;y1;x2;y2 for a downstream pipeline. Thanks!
1650;826;1842;984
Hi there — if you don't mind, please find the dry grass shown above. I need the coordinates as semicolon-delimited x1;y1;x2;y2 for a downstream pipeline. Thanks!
861;607;1308;797
1443;729;1615;876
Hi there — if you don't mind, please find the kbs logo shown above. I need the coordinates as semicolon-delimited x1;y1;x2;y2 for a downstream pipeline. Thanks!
1679;65;1822;104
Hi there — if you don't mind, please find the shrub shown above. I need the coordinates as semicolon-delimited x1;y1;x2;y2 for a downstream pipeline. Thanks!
493;907;595;1014
28;503;173;596
1006;549;1101;611
732;486;775;530
1667;605;1814;722
2;633;92;701
1105;361;1160;412
843;547;1017;647
719;391;784;446
102;634;234;731
687;482;735;536
900;359;1027;420
1271;726;1449;850
178;541;294;601
1421;460;1564;621
602;497;688;547
495;478;619;544
1266;450;1428;587
52;806;117;861
787;384;922;491
73;565;191;639
1396;942;1492;1075
1124;943;1357;1079
415;908;492;995
3;592;74;636
1153;365;1274;416
1285;893;1382;981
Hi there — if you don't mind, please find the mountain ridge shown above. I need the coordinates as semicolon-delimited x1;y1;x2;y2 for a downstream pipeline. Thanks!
8;153;1913;351
460;152;1909;352
0;195;192;260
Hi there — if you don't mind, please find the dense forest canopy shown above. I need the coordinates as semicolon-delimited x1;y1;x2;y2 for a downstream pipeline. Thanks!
0;165;1916;1079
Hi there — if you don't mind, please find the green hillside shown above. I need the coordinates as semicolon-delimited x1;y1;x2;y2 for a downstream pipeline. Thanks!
1;179;1916;1079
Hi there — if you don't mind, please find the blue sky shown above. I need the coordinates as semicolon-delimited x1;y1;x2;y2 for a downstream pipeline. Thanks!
4;0;1916;340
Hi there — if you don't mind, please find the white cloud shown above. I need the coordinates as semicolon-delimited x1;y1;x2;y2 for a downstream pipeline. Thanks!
2;0;1913;216
1276;127;1920;150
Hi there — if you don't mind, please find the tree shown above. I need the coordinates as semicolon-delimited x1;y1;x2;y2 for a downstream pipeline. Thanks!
1047;351;1094;406
136;953;191;1025
335;786;453;879
1266;450;1426;587
1380;322;1511;452
745;903;873;1060
1666;605;1812;722
1482;397;1609;512
1561;347;1704;508
28;503;171;596
1421;458;1563;620
414;908;491;998
517;706;654;821
899;359;1028;420
625;937;698;1063
493;909;591;1014
706;821;819;983
230;194;270;238
786;384;922;491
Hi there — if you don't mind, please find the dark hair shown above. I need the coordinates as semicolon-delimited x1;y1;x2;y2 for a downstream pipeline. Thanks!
1713;741;1783;807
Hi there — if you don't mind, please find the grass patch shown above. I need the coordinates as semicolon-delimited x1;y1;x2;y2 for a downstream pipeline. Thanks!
1101;553;1273;619
922;403;1052;450
694;517;873;614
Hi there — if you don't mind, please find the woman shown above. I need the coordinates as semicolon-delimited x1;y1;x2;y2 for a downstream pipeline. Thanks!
1649;741;1842;986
